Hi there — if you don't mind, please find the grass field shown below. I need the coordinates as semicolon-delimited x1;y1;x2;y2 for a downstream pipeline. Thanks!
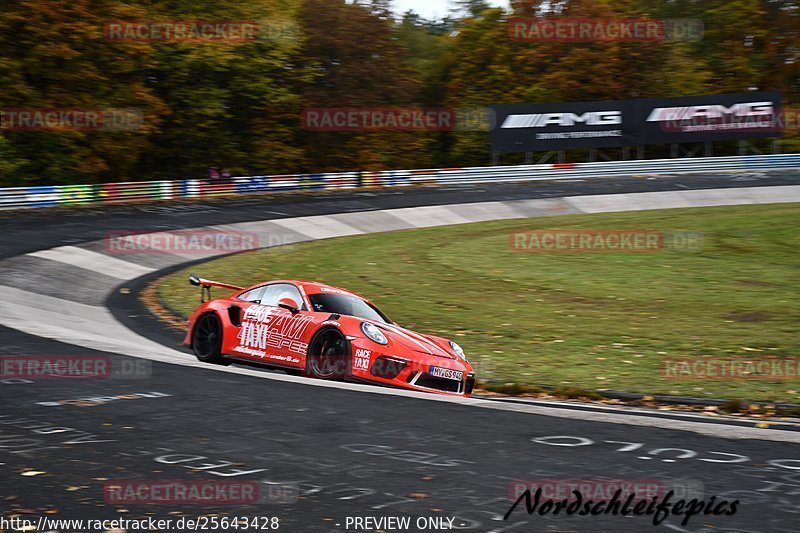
155;203;800;403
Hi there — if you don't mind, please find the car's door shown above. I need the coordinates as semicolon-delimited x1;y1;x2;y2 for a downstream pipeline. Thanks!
230;283;315;368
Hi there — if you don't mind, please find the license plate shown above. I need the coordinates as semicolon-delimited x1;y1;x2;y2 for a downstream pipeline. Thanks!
429;366;463;381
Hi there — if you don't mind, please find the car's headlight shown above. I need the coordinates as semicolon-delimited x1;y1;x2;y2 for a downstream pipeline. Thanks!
361;322;388;345
449;340;467;360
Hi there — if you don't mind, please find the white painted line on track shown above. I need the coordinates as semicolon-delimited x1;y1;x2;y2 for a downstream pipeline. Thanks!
28;246;155;280
268;215;364;239
487;397;800;429
0;285;184;362
386;205;474;228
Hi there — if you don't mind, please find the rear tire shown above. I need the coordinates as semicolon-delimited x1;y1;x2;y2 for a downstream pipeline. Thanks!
306;328;350;379
192;313;231;365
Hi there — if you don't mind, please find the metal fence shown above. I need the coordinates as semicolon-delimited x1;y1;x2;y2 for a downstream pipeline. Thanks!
1;153;798;211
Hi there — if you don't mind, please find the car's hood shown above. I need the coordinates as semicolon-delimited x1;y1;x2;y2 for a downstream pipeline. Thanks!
379;322;456;360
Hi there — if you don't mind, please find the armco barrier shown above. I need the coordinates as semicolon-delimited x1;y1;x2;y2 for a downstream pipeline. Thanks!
1;153;798;211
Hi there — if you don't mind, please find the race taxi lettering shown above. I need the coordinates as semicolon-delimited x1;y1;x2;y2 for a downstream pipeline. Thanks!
236;306;314;358
353;349;371;371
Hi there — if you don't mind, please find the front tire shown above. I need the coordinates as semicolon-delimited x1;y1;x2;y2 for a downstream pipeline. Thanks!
192;313;231;365
306;328;350;379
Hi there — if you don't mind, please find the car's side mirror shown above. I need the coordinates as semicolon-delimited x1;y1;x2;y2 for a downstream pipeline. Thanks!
277;297;300;314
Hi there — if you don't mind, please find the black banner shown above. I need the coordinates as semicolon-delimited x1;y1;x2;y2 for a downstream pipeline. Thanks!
637;91;781;144
489;92;781;153
490;100;637;152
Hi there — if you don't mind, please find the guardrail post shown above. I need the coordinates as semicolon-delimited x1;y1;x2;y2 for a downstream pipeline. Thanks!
536;152;553;164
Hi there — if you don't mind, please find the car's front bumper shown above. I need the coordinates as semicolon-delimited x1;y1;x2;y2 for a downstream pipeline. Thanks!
349;342;475;397
405;369;476;395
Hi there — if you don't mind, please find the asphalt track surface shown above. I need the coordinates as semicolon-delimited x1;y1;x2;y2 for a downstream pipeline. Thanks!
2;171;800;533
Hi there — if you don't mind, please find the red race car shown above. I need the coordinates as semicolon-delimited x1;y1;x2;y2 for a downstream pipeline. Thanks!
183;274;475;396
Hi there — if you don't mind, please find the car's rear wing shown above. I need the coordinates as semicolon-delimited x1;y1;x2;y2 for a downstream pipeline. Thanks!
189;273;243;302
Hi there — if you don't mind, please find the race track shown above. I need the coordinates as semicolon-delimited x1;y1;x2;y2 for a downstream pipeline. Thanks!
2;172;800;533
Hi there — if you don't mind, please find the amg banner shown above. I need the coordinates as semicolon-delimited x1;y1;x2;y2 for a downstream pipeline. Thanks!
490;92;781;152
637;91;781;144
490;99;637;152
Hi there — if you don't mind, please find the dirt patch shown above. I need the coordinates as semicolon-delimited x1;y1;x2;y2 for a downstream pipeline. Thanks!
735;278;781;288
141;281;188;331
725;311;770;322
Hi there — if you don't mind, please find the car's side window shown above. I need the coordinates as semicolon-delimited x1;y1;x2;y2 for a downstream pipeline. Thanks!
237;286;267;303
259;283;306;310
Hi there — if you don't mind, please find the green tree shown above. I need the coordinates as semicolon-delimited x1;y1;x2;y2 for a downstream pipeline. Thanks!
0;135;26;185
701;0;770;93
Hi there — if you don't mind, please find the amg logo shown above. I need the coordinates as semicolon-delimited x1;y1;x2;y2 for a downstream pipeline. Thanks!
501;111;622;128
647;102;774;122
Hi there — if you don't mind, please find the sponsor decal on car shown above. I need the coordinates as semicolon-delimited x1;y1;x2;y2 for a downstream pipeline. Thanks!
429;366;463;381
235;306;313;358
319;286;353;295
353;349;371;371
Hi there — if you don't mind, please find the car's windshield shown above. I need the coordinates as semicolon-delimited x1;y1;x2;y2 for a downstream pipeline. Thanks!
308;293;389;323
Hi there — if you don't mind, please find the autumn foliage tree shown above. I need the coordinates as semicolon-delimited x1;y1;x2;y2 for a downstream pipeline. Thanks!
298;0;436;171
0;0;165;185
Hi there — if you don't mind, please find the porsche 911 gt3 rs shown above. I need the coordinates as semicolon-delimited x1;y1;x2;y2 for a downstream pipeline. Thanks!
183;274;475;396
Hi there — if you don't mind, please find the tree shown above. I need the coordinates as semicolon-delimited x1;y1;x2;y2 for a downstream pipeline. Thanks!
139;0;311;179
0;135;26;185
299;0;435;171
0;0;166;184
701;0;770;93
454;0;493;18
